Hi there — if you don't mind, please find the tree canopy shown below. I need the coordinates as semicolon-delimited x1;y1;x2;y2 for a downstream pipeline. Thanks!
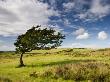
14;25;65;66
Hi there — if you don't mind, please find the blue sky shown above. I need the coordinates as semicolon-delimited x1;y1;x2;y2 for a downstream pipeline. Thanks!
0;0;110;51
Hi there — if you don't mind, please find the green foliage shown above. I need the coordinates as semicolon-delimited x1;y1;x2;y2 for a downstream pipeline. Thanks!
14;25;65;66
14;25;65;54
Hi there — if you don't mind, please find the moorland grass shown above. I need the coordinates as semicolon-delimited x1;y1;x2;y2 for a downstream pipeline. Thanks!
35;62;110;82
0;48;110;82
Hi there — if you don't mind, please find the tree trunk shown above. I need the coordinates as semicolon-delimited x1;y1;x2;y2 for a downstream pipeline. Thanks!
19;53;25;67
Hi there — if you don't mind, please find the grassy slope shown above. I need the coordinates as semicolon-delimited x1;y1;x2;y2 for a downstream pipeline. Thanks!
0;48;110;82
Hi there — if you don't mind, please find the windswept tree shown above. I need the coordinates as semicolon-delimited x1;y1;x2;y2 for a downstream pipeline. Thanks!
14;25;65;67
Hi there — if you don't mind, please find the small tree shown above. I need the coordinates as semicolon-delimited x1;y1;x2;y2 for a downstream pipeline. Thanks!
14;25;65;67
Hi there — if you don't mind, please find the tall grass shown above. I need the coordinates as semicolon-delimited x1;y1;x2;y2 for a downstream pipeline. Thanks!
31;62;110;82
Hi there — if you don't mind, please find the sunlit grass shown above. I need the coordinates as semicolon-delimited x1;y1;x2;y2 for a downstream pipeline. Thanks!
0;48;110;82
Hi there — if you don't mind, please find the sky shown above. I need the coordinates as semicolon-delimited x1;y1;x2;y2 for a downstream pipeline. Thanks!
0;0;110;51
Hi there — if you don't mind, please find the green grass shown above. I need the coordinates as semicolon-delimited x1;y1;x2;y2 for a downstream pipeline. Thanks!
0;48;110;82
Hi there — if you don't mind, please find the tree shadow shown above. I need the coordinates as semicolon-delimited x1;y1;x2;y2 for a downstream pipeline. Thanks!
27;59;96;67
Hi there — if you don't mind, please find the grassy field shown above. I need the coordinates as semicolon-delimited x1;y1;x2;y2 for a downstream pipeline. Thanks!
0;48;110;82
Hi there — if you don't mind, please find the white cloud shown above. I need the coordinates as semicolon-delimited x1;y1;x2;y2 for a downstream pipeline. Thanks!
75;0;110;21
77;13;87;19
74;28;85;35
0;0;58;36
63;18;71;25
89;0;110;18
74;28;89;40
98;31;108;40
76;32;89;40
63;2;75;10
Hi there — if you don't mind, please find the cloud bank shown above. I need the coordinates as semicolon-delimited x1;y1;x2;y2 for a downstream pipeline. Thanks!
0;0;58;36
